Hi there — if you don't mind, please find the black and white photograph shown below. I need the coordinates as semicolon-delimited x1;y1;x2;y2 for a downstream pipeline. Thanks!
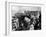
0;0;46;36
11;6;41;31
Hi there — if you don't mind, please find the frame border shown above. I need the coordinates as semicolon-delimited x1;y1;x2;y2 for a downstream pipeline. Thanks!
5;1;44;35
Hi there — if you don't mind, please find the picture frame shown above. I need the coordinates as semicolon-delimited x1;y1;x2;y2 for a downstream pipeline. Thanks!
5;1;45;35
